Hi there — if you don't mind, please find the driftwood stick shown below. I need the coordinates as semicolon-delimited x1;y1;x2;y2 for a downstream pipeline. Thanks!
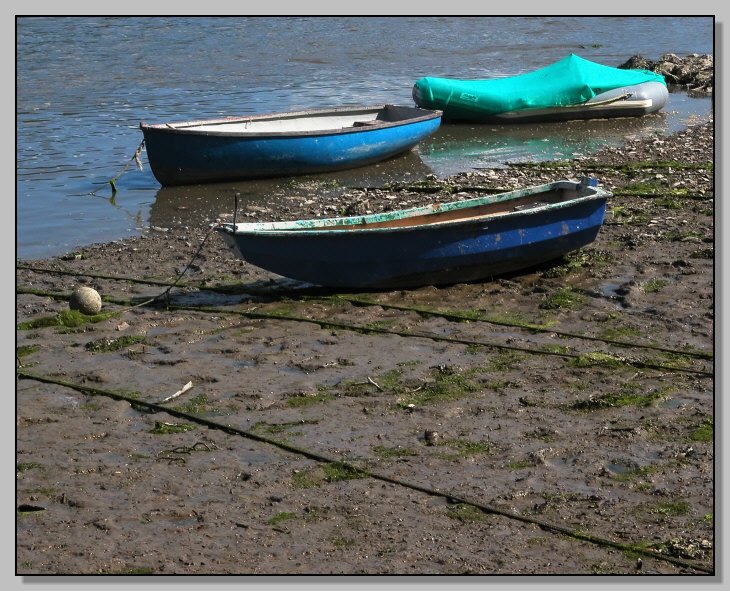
158;381;193;404
367;377;384;391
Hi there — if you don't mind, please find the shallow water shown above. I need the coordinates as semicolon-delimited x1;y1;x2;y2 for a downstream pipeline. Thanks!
16;16;714;260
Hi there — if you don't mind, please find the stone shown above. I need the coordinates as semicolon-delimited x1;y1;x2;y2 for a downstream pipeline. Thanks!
69;287;102;315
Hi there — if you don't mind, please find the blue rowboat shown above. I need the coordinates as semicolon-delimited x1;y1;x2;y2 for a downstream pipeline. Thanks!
413;54;668;123
214;178;610;289
140;104;442;186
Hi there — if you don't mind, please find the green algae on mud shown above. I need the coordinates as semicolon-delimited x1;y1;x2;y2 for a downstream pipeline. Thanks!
17;309;119;331
15;120;714;575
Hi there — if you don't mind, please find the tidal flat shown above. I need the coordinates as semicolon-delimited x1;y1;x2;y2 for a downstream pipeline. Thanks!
16;118;714;575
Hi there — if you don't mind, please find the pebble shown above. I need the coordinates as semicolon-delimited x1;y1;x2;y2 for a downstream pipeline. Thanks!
424;430;440;445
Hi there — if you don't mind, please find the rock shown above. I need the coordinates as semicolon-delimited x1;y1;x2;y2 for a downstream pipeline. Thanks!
424;429;440;445
618;53;713;93
619;54;655;71
69;286;102;315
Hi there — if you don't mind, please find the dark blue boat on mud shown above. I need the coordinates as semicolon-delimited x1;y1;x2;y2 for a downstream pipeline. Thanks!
140;104;442;186
215;178;610;289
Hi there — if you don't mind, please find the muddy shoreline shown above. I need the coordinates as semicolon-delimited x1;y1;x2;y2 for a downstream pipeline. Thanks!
16;115;714;575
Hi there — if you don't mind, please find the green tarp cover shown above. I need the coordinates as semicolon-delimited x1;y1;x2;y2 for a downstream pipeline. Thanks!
414;54;666;120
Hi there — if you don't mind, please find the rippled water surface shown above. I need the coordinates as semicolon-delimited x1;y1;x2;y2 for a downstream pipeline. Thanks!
16;16;714;259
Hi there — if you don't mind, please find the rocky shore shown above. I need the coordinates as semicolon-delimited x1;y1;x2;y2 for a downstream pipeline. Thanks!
619;53;714;94
16;112;714;575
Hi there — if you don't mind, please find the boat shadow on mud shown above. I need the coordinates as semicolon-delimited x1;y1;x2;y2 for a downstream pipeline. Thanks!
155;255;584;309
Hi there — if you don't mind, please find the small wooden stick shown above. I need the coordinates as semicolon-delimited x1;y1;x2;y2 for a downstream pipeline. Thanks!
158;381;193;404
367;377;384;391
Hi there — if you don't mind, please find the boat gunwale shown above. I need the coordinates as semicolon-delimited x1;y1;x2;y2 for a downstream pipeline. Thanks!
140;104;443;138
217;181;611;237
490;82;667;119
495;98;655;119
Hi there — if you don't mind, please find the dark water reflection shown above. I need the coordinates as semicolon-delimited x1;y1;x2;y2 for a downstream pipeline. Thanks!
148;149;435;229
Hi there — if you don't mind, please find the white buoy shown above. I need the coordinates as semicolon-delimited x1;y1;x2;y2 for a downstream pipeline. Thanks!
69;287;102;315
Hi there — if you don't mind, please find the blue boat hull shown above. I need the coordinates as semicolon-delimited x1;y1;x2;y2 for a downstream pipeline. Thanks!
140;105;442;186
216;180;609;289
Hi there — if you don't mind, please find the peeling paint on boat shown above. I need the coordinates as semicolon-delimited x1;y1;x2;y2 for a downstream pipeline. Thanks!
215;179;610;289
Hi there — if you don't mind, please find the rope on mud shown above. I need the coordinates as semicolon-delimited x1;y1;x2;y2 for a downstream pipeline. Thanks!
108;225;221;312
15;368;714;575
89;139;145;196
15;266;712;362
16;226;220;315
14;282;713;377
116;300;714;377
199;307;714;377
17;265;181;288
153;225;221;307
333;296;714;361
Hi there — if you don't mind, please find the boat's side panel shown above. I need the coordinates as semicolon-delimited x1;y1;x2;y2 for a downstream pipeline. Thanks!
143;116;441;185
493;82;669;122
218;196;607;288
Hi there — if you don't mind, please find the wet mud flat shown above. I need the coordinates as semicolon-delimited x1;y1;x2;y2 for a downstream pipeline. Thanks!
16;119;714;575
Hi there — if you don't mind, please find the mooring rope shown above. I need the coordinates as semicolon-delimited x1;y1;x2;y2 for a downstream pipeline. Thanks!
33;224;222;316
16;265;712;362
126;224;221;310
333;297;714;361
15;277;714;377
157;225;220;302
15;232;714;571
89;139;146;197
15;369;714;574
162;303;713;377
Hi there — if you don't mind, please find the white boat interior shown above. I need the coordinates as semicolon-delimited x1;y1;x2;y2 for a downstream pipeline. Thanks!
182;112;382;133
147;105;437;135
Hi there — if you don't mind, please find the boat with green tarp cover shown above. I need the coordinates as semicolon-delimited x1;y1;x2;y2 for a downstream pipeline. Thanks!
412;54;668;123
